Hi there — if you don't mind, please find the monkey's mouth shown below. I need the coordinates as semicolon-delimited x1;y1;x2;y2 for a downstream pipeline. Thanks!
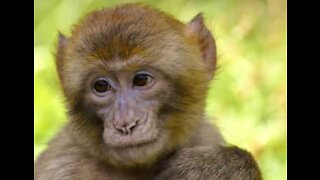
103;127;160;148
111;137;158;149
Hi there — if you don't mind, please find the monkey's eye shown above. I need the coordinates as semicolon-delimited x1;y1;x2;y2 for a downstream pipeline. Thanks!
133;73;152;87
93;79;113;93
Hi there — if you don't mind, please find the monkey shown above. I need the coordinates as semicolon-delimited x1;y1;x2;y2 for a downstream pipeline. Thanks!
35;3;262;180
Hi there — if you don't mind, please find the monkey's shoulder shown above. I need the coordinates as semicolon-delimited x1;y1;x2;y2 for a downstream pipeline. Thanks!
185;120;225;148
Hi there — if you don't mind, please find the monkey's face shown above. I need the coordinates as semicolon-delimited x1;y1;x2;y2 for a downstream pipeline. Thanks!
77;61;178;166
61;45;208;166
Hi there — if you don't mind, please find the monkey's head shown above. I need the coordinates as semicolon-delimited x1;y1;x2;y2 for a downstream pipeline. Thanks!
56;4;216;168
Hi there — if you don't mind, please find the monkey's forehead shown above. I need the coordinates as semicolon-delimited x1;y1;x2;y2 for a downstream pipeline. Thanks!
72;4;185;41
75;3;184;32
69;4;186;60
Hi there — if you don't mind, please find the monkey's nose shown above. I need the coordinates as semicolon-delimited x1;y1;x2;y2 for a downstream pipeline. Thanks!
114;121;138;135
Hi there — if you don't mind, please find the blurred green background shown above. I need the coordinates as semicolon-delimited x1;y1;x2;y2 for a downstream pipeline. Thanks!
34;0;287;179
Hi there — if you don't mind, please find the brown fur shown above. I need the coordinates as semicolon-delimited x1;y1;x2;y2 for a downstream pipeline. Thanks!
35;3;262;180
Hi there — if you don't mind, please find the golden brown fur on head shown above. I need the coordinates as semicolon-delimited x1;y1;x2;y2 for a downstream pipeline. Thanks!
72;4;184;59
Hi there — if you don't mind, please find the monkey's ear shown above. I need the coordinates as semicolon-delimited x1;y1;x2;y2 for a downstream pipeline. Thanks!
186;13;217;80
57;32;69;52
56;32;69;66
56;33;69;81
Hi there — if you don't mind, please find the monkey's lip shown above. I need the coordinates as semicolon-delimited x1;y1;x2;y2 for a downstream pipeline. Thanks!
115;139;157;149
106;137;158;149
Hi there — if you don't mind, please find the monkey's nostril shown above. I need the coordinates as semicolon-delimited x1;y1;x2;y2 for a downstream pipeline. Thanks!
113;124;126;134
114;120;138;135
126;120;138;134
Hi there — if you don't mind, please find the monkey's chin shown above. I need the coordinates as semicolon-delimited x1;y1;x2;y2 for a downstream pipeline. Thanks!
104;134;171;168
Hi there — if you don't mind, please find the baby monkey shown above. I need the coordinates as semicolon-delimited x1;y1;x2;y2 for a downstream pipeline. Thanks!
35;3;262;180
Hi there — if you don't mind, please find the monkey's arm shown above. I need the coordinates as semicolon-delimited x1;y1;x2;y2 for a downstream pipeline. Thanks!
154;146;262;180
154;121;262;180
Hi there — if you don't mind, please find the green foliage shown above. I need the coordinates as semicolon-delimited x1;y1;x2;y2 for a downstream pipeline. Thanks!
34;0;287;179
